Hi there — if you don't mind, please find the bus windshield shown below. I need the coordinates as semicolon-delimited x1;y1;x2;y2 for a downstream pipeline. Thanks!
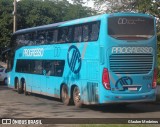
108;16;154;40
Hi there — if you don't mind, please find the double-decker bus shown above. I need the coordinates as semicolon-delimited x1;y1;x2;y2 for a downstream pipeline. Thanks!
7;13;157;107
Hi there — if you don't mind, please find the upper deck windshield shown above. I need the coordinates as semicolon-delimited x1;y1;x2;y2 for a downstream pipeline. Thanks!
108;16;155;40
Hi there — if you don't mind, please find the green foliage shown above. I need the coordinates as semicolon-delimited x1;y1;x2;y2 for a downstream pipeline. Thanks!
16;0;95;29
0;0;13;51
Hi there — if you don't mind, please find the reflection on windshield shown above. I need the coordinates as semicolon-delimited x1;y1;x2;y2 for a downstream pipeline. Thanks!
108;16;154;40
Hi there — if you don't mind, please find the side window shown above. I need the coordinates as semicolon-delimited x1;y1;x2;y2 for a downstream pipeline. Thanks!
90;22;100;41
16;35;26;46
16;60;21;72
47;29;58;44
29;60;35;73
16;60;29;73
23;33;33;45
74;26;82;42
82;24;89;42
37;31;47;45
44;61;53;76
28;32;37;45
54;60;65;77
58;27;69;43
44;60;65;77
68;27;73;42
24;34;30;45
33;61;43;74
33;32;37;45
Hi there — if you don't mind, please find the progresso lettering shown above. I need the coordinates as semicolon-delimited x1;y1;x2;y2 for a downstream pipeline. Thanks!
23;48;44;57
112;47;153;54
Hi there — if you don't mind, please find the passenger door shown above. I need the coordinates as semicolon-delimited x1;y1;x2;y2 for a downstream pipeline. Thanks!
32;60;44;93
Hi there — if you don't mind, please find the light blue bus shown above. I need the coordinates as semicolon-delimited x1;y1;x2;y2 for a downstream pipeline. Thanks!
8;13;157;107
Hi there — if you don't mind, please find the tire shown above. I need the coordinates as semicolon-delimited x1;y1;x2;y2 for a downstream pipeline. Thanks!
16;79;20;94
73;86;82;107
18;81;24;94
23;82;28;96
61;85;70;105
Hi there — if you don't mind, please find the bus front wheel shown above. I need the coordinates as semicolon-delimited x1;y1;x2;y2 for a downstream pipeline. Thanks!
73;86;82;107
61;85;70;106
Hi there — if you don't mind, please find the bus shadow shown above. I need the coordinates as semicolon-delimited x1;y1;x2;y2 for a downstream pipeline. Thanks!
83;103;160;113
29;93;62;103
25;92;160;114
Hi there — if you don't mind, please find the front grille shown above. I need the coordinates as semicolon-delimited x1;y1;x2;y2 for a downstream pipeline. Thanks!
109;54;153;74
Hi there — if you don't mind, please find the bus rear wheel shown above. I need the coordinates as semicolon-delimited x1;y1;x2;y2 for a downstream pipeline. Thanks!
23;82;28;96
61;85;70;105
73;86;82;107
15;79;20;93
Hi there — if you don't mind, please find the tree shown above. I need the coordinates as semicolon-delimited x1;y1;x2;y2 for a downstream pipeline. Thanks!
0;0;13;53
16;0;95;29
17;0;60;29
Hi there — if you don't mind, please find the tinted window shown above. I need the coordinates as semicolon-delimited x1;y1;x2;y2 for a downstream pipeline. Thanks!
68;27;73;42
58;27;70;43
44;60;65;77
16;60;29;73
16;35;26;46
37;31;47;45
74;26;82;42
47;30;58;44
82;24;89;42
74;21;100;42
108;16;154;40
90;22;100;41
16;59;65;77
33;61;43;74
12;21;100;48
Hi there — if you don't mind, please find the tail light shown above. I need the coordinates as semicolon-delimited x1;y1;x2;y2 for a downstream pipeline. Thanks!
152;68;157;89
102;68;110;90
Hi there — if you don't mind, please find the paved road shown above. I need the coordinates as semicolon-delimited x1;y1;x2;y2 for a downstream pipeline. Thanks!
0;85;160;119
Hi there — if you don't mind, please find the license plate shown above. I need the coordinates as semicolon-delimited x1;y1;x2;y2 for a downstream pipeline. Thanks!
128;87;137;91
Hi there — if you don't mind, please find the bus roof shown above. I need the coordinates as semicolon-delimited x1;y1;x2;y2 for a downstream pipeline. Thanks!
13;14;105;35
13;21;67;35
13;12;154;35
